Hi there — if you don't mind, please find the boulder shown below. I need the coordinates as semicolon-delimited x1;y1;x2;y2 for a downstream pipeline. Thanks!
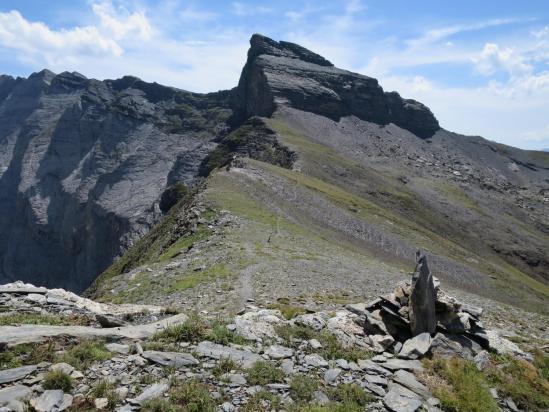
141;351;199;367
399;333;432;359
392;370;431;398
0;385;32;407
383;382;423;412
409;254;436;336
196;341;261;368
234;309;284;341
0;365;37;384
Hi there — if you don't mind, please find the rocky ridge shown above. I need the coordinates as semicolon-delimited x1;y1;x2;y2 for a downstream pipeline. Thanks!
1;258;545;412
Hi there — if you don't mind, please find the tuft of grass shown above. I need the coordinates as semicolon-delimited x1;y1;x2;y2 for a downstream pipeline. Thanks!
486;354;549;411
212;357;239;378
327;383;371;406
153;313;206;343
42;369;73;392
424;356;499;412
57;340;112;369
169;379;215;412
91;380;120;410
275;324;317;343
0;313;89;326
290;374;320;402
267;303;308;320
206;319;247;345
246;361;285;386
241;390;281;412
141;398;181;412
533;350;549;381
166;263;229;292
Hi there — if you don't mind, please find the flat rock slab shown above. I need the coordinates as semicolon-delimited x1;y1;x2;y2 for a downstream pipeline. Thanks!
357;359;392;376
196;341;261;368
265;344;293;359
0;384;32;405
384;382;423;412
378;359;424;372
0;313;188;346
31;390;72;412
392;369;431;398
129;382;169;405
0;365;37;384
399;333;432;359
142;351;199;367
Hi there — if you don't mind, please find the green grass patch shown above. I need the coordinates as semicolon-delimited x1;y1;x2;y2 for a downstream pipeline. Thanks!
485;354;549;411
290;374;320;402
157;227;211;262
169;379;216;412
0;312;89;326
267;303;308;320
212;357;239;377
57;341;112;369
424;356;499;412
241;390;281;412
91;380;120;410
43;369;73;392
167;263;229;292
0;342;56;370
246;361;285;386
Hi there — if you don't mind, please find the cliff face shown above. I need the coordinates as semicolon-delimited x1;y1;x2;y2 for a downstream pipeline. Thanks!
0;70;231;292
231;34;440;138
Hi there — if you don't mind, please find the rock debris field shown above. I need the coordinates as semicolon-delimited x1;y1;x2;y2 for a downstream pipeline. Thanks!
0;258;546;412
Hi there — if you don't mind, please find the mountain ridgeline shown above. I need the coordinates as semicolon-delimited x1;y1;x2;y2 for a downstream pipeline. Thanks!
0;34;547;316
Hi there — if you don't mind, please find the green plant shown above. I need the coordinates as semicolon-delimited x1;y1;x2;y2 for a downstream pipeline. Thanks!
91;380;120;409
290;374;320;401
0;313;89;326
241;390;281;412
57;340;111;369
315;331;371;362
206;320;246;345
153;313;206;343
327;383;371;406
246;361;285;386
169;379;215;412
212;357;239;377
275;324;317;344
267;303;308;320
424;356;498;412
486;354;549;411
141;398;182;412
42;370;73;392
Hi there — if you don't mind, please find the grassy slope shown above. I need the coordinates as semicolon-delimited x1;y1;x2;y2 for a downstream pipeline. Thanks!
90;116;548;315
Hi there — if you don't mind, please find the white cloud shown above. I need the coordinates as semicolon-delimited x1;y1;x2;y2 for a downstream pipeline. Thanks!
473;43;532;76
91;1;152;41
0;9;123;65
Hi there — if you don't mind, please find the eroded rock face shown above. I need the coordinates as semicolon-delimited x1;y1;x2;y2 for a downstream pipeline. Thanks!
232;34;440;138
409;255;437;336
0;71;231;291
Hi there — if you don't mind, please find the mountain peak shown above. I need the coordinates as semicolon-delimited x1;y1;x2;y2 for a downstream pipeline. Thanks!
249;34;333;67
234;34;439;138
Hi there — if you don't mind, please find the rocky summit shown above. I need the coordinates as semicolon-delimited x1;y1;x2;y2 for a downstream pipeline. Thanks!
0;33;548;411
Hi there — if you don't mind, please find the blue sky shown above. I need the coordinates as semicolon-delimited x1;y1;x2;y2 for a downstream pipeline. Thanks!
1;1;548;150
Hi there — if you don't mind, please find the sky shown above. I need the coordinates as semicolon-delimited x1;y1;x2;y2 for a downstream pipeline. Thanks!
0;1;548;150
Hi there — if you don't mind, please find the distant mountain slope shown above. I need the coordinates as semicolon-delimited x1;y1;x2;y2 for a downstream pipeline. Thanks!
0;70;231;291
1;34;548;314
89;35;548;316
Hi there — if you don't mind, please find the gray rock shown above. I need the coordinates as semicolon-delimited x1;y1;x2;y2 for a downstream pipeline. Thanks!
392;370;430;398
264;344;293;359
293;313;327;331
303;354;328;368
364;374;388;387
409;254;437;336
357;359;392;376
399;333;432;359
313;391;330;406
221;402;235;412
0;385;32;406
141;350;199;367
281;359;295;375
129;382;169;405
105;343;131;355
32;390;71;412
222;373;247;386
0;365;37;384
95;398;109;409
196;341;261;368
383;383;422;412
308;339;322;349
473;350;490;371
96;314;127;328
379;359;424;372
363;382;386;397
50;363;75;375
323;368;341;384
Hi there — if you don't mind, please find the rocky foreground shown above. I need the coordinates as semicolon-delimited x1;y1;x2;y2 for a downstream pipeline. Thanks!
0;269;547;412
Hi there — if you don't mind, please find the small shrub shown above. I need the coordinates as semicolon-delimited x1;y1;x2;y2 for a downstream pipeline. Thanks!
275;324;316;344
58;340;111;369
327;383;371;406
169;379;215;412
290;374;320;401
241;390;281;412
316;331;371;362
91;380;120;409
212;357;239;377
43;370;73;392
425;356;498;412
246;361;285;386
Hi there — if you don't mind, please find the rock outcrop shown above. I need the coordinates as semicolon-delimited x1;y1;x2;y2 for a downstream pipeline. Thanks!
232;34;440;138
409;254;437;336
